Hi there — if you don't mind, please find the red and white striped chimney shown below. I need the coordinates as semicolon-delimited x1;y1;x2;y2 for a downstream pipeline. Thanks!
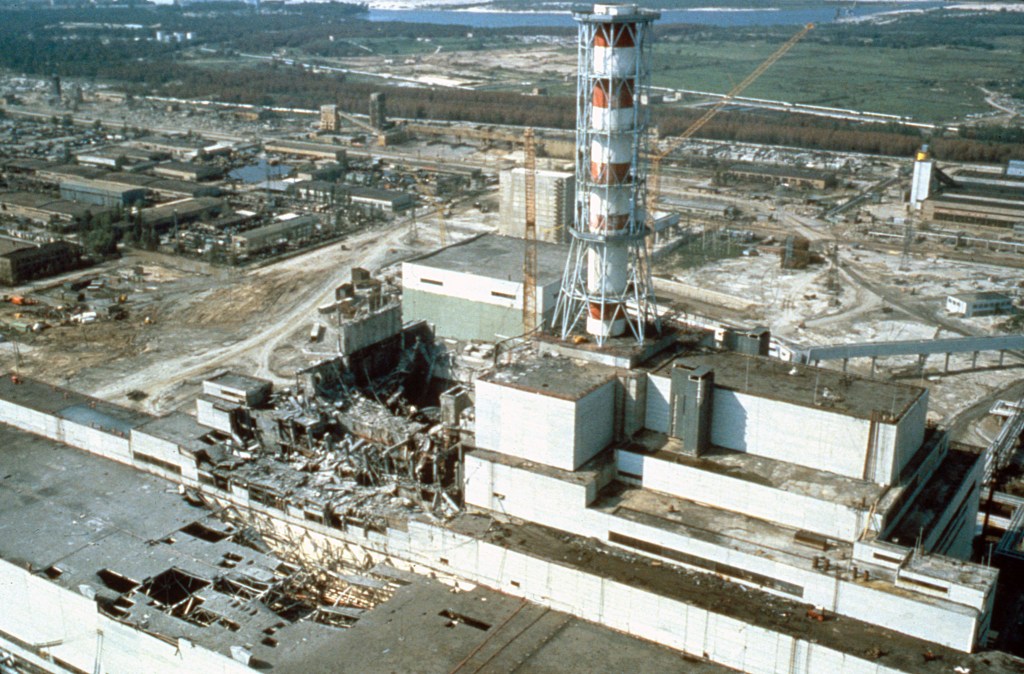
555;4;659;345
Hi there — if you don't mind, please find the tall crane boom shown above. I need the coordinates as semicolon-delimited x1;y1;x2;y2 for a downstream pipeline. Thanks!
649;23;813;214
522;127;538;333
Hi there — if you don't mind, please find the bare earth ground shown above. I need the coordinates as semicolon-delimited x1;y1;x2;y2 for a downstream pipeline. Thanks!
0;206;492;414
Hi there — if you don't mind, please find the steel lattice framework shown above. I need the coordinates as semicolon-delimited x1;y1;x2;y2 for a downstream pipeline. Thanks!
554;4;660;346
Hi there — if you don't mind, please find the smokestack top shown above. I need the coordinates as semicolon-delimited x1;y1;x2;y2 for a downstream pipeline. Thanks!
574;3;659;21
595;4;637;15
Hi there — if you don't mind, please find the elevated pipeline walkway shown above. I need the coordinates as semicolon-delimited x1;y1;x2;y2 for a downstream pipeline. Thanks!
795;334;1024;377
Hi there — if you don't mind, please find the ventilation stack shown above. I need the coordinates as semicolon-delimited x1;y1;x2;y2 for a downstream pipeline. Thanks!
909;144;933;210
554;4;660;345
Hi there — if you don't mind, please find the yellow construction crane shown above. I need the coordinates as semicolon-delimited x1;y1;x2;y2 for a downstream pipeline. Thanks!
522;127;538;333
648;23;814;216
409;175;448;247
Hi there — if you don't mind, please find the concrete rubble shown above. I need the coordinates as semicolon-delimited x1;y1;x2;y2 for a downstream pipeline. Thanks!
197;328;464;533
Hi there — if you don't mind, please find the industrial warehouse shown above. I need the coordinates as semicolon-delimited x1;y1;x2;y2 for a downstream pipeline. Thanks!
1;3;1024;674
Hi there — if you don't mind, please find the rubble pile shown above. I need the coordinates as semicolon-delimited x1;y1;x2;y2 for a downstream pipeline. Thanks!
196;333;461;533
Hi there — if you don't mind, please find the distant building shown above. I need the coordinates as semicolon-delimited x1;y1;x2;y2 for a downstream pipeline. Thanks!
946;292;1015;318
320;104;339;132
75;146;168;172
913;153;1024;230
369;92;388;130
152;161;223;182
59;179;147;208
232;214;319;255
138;197;224;232
922;191;1024;230
0;238;82;285
727;163;836;190
499;168;574;243
0;192;116;230
346;187;414;214
291;180;341;204
102;172;222;200
130;135;212;161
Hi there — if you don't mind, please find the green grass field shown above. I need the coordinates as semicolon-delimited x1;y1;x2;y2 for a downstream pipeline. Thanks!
654;38;1021;122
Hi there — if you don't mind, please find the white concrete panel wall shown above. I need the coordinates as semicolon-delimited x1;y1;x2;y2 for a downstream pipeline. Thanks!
196;398;233;434
339;305;402;355
131;430;184;467
616;448;645;477
396;522;916;673
62;421;131;464
605;513;980;651
463;454;608;539
910;159;933;205
638;452;865;541
836;576;977;653
0;559;251;674
574;381;615;468
475;381;585;471
869;398;925;486
893;392;927;479
644;373;671;433
196;472;989;662
0;399;60;439
403;263;520;308
711;390;874;480
608;513;810;597
0;399;131;464
899;568;988;611
402;262;560;316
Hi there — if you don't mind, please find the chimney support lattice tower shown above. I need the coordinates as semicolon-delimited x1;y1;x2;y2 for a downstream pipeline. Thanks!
554;3;660;346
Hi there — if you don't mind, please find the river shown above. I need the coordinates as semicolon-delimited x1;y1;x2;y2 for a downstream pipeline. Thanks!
364;3;945;28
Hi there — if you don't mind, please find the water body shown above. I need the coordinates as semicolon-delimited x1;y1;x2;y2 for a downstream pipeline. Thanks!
364;3;945;28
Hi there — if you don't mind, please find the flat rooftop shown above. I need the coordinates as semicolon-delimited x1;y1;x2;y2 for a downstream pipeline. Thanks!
620;428;887;511
665;351;925;421
952;291;1011;302
0;374;152;433
207;371;272;394
136;411;218;456
480;351;616;401
0;191;108;218
450;512;1018;674
0;424;723;673
407;233;567;287
0;423;338;672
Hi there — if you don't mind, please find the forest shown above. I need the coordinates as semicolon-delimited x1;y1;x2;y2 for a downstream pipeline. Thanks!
152;65;1023;164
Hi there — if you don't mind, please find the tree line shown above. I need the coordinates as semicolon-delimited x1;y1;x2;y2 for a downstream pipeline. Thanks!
151;64;1022;164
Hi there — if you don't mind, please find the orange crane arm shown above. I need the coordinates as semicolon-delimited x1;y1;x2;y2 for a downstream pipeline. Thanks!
522;127;539;333
649;23;813;211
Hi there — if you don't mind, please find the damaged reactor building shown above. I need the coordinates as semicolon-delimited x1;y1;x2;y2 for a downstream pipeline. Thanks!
1;5;1023;674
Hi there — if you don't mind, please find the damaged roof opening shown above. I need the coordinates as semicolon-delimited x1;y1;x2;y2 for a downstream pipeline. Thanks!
141;567;211;607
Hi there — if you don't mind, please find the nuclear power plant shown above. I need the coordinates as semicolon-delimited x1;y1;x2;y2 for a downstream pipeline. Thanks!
1;3;1024;674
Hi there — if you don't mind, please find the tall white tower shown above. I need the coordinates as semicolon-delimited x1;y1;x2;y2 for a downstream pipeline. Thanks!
909;144;934;210
554;3;660;346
